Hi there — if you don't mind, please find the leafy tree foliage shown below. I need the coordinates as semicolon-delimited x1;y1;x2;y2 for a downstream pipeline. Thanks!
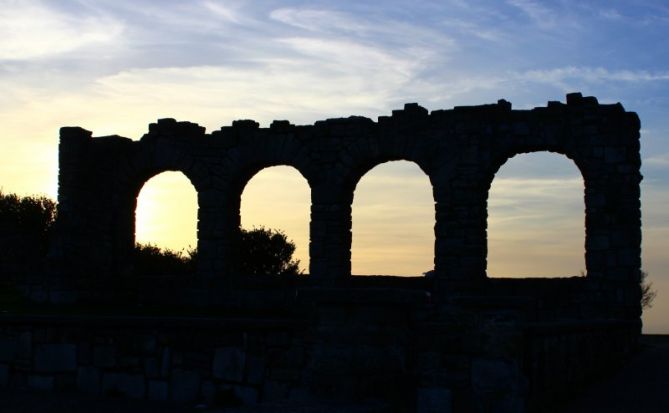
0;191;57;277
132;243;196;276
1;192;302;279
133;227;301;277
641;270;657;310
237;227;302;276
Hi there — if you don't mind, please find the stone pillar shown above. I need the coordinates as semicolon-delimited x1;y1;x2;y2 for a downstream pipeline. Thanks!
48;127;100;279
433;185;487;283
309;188;352;285
196;189;241;281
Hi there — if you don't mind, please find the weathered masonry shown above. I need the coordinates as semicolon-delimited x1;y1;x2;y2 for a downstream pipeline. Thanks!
2;93;642;411
51;93;641;291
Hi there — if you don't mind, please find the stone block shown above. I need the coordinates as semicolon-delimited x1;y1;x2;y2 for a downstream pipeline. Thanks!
28;375;55;391
0;364;8;387
77;366;100;395
77;343;92;365
148;380;169;401
18;332;32;359
49;290;78;304
160;347;171;378
141;335;157;355
171;369;200;402
245;354;265;384
102;372;145;399
471;358;521;392
234;385;259;405
213;347;245;382
262;380;289;402
93;345;116;368
144;357;160;378
201;380;216;404
34;344;77;372
0;339;18;362
417;387;452;413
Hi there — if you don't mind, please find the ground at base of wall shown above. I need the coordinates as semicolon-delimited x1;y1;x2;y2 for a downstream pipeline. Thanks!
547;335;669;413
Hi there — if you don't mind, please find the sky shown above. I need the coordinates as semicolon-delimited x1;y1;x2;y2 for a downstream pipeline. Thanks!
0;0;667;333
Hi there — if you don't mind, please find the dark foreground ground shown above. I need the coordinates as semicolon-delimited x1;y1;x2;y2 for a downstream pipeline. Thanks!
1;335;667;413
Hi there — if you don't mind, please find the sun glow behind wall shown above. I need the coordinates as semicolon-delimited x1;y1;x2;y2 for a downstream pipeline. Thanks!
135;172;198;253
487;153;585;277
240;166;311;273
352;161;434;276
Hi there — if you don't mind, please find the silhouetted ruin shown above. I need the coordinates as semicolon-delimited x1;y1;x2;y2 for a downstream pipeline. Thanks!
0;93;642;412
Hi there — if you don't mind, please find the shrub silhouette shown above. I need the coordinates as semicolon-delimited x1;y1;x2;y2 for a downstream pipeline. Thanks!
237;226;302;276
133;243;196;276
0;192;302;278
134;227;302;277
640;270;657;310
0;191;57;279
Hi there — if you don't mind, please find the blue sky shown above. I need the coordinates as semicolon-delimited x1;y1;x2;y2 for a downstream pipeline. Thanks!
1;0;668;332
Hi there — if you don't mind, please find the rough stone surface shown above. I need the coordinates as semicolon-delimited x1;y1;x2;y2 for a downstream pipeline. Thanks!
213;347;246;382
34;344;77;373
102;372;145;399
77;366;100;395
0;364;9;387
147;380;168;401
417;387;452;413
170;369;200;402
0;338;18;362
28;375;55;391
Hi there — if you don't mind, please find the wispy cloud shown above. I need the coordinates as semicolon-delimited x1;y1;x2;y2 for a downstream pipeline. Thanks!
506;0;559;29
523;67;669;84
645;154;669;168
0;1;123;60
270;8;369;34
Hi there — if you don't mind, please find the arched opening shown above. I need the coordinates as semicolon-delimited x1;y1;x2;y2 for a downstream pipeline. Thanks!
135;171;198;262
240;165;310;274
487;152;584;278
352;160;433;276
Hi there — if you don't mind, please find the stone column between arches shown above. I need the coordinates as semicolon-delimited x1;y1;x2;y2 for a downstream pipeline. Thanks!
196;188;241;280
309;185;353;285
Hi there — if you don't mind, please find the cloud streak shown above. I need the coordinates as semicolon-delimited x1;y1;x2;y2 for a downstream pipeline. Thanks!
0;1;123;60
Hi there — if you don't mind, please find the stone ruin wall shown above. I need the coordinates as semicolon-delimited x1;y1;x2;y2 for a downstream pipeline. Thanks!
0;93;644;411
49;93;642;317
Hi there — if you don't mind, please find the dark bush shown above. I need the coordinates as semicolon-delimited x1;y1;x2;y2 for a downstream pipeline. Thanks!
132;243;195;276
0;191;57;278
238;226;302;276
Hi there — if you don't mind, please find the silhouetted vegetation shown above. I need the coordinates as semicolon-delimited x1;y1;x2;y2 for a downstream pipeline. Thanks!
133;227;302;277
0;190;57;279
641;270;657;310
133;243;196;276
238;226;302;276
0;192;302;279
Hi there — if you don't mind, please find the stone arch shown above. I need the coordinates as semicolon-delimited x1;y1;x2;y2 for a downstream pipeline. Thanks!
485;151;586;277
481;137;619;281
115;153;207;278
217;143;316;277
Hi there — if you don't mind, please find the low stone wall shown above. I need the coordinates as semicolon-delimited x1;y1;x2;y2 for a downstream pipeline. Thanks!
0;315;308;406
0;295;640;412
